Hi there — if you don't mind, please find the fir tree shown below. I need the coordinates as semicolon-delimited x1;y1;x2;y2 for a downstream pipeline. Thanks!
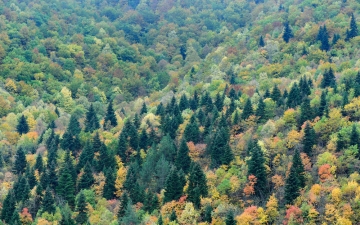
48;162;58;190
175;139;192;174
104;100;117;127
26;166;37;189
128;123;139;150
42;187;56;214
61;115;81;151
242;98;253;120
318;91;327;117
17;115;29;135
302;122;316;156
10;210;21;225
164;167;183;203
75;192;88;224
117;192;129;219
183;115;200;143
284;163;300;204
299;98;312;126
336;133;346;152
98;143;112;172
190;90;199;110
282;22;293;43
233;110;240;125
14;147;27;175
247;141;267;197
210;128;232;167
225;211;236;225
118;131;128;163
255;97;266;123
143;191;158;213
158;215;163;225
77;141;94;171
179;94;189;111
35;154;44;173
204;205;213;223
1;191;15;223
321;68;336;88
103;167;116;200
293;149;306;188
57;166;75;207
187;163;208;208
263;88;270;99
259;35;265;47
156;102;165;116
215;92;224;111
140;102;148;115
85;104;100;133
78;162;94;190
318;25;330;51
271;85;281;102
347;13;358;40
134;113;141;129
350;124;359;147
169;210;177;222
139;128;148;150
120;201;140;225
287;83;301;108
60;204;76;225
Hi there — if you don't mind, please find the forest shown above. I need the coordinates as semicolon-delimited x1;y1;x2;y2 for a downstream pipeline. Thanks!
1;0;360;224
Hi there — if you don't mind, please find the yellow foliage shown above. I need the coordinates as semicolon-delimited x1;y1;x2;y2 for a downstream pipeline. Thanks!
331;188;342;204
336;217;352;225
283;108;297;125
229;176;240;193
325;204;337;223
265;194;279;222
26;154;36;167
5;79;17;92
286;130;303;149
344;96;360;120
26;131;38;140
115;163;127;197
26;115;36;131
342;203;353;219
5;131;20;145
343;181;358;197
36;218;51;225
310;184;322;195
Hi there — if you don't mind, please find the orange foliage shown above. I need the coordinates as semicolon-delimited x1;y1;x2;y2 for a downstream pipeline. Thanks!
271;175;285;190
300;153;312;171
243;175;257;196
20;208;33;225
187;142;206;162
26;131;38;140
283;206;303;225
318;164;332;182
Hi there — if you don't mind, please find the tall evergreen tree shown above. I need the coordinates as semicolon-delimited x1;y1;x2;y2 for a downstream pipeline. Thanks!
117;192;129;219
284;163;300;204
85;104;100;132
215;92;224;111
259;35;265;47
14;147;27;174
77;141;94;171
242;98;253;120
164;167;183;203
350;124;359;147
282;22;293;43
187;163;208;208
302;122;316;156
61;115;81;151
321;68;336;88
57;166;75;207
293;149;306;188
336;133;346;152
175;139;192;173
140;102;148;115
247;141;268;197
204;205;213;223
104;100;118;127
60;204;76;225
103;167;116;200
169;210;177;222
287;83;301;108
42;187;56;214
346;13;358;40
318;25;330;51
139;128;148;150
34;154;44;173
1;191;16;223
318;91;327;117
75;192;88;224
225;211;236;225
118;131;128;163
120;201;140;225
271;85;281;102
255;98;266;123
210;128;233;167
78;162;94;190
179;94;189;111
26;166;37;189
16;115;29;135
299;98;312;126
183;115;200;143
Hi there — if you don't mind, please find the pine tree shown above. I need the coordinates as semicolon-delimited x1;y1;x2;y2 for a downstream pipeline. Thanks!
85;104;100;133
26;166;37;189
302;122;316;156
287;83;301;108
10;210;20;225
263;89;270;99
14;147;27;174
139;128;148;150
17;115;29;135
120;200;140;225
259;35;265;47
187;163;208;208
256;98;266;123
103;167;116;200
175;139;192;174
184;115;200;143
318;25;330;51
42;187;56;214
164;167;183;203
60;204;76;225
179;94;189;111
61;115;81;151
75;192;88;224
204;205;213;223
225;211;236;225
283;22;293;43
104;100;117;127
242;98;253;120
169;210;177;222
78;162;94;190
215;92;224;111
35;154;44;173
140;102;148;115
271;85;281;102
247;141;267;197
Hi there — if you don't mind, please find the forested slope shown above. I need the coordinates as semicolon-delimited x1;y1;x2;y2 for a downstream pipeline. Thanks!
1;0;360;224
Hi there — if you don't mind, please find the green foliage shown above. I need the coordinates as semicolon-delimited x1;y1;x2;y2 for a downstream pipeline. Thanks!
187;163;208;208
16;115;29;135
75;192;88;224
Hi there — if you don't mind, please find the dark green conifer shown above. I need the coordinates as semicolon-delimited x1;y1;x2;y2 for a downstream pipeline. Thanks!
302;122;316;156
336;133;346;152
10;210;20;225
179;94;189;111
156;102;165;116
17;115;29;135
350;124;359;147
284;163;300;204
1;191;15;223
85;104;100;133
282;22;293;43
299;98;312;126
140;102;148;115
175;139;192;173
293;149;306;188
134;113;140;129
233;110;240;125
139;128;148;150
103;167;116;200
183;115;200;143
104;100;117;127
318;91;327;117
128;123;139;150
169;210;177;222
60;204;76;225
225;211;236;225
158;215;163;225
242;98;253;120
26;166;37;189
35;154;44;173
61;115;81;151
118;131;128;163
187;163;208;208
117;192;129;219
78;162;94;190
256;98;266;123
204;205;213;223
190;90;199;110
14;147;27;174
263;88;270;99
77;141;94;171
164;167;183;203
247;141;267;197
75;192;88;224
321;68;336;88
42;187;56;214
259;35;265;47
346;13;358;40
57;166;75;207
215;92;224;111
287;83;301;108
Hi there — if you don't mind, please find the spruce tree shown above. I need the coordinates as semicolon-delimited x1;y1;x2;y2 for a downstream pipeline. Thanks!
128;123;139;150
133;113;141;129
302;122;316;156
179;94;189;111
57;166;75;207
78;162;94;190
336;133;346;152
299;98;312;126
35;154;44;173
347;13;358;40
210;128;233;167
42;187;56;214
14;147;27;174
75;192;88;224
350;124;359;147
117;192;129;219
259;35;265;47
187;163;208;208
77;141;94;171
175;139;192;173
183;115;200;143
321;68;336;88
140;102;148;115
17;115;29;135
158;215;163;225
103;167;116;200
26;166;37;189
271;85;281;102
61;115;81;151
215;92;224;111
60;204;76;225
318;91;327;117
255;98;266;123
247;141;267;197
85;104;100;133
263;88;270;99
139;128;148;150
204;205;213;223
225;211;236;225
292;149;306;188
169;210;177;222
164;167;183;203
104;100;117;127
120;201;140;225
284;163;300;204
318;25;330;51
287;83;301;108
10;210;21;225
1;191;16;223
48;162;58;190
283;22;293;43
118;131;128;163
242;98;253;120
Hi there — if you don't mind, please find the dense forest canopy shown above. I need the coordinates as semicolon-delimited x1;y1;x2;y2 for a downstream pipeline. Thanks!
1;0;360;224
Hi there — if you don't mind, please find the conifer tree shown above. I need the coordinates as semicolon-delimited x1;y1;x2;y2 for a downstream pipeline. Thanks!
318;91;327;117
77;141;94;171
103;167;116;200
215;92;224;111
284;163;300;204
1;191;16;223
259;35;265;47
61;115;81;151
156;102;165;116
60;204;76;225
282;22;293;43
302;122;316;156
187;163;208;208
247;141;267;197
26;166;37;189
143;191;159;213
225;211;236;225
104;100;117;127
299;98;312;126
75;192;88;224
64;150;77;184
233;110;240;125
139;128;148;150
117;192;129;219
169;210;177;222
14;147;27;174
175;139;192;174
57;166;75;207
17;115;29;135
179;94;189;111
287;83;301;108
164;167;183;203
140;102;148;115
10;210;20;225
42;187;56;214
204;205;213;223
350;124;359;147
336;133;346;152
184;115;200;143
321;68;336;88
242;98;253;120
47;138;58;167
128;123;139;150
120;201;140;225
35;154;44;173
48;162;58;190
78;162;94;190
318;25;330;51
346;13;358;40
292;150;306;188
134;113;141;129
85;104;100;132
98;143;111;172
263;89;270;99
118;131;128;163
256;98;266;123
158;215;163;225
